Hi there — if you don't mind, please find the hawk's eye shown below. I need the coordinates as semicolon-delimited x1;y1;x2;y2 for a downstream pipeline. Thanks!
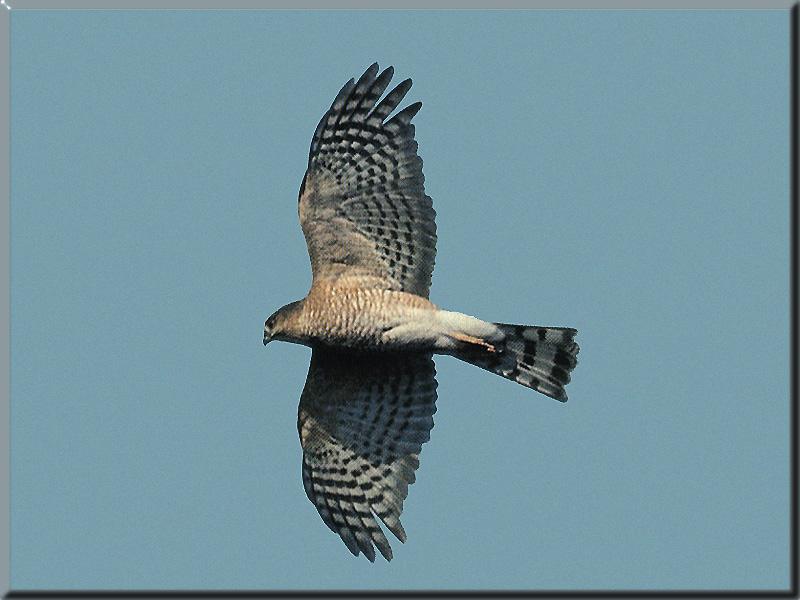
266;316;277;329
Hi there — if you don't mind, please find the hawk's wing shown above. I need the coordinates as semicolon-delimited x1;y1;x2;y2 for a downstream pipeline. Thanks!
298;63;437;298
297;349;437;561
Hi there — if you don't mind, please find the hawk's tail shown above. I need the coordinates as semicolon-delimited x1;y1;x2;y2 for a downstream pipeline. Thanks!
453;323;579;401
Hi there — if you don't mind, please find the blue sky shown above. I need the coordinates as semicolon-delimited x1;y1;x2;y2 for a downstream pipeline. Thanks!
10;9;790;590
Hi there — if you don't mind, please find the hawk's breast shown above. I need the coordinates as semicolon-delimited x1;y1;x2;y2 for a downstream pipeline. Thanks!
297;283;437;349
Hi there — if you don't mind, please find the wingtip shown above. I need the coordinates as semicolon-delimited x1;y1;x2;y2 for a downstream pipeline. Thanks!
395;524;407;544
363;62;380;80
336;77;355;99
377;65;394;87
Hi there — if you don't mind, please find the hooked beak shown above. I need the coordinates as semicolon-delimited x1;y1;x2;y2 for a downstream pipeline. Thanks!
263;329;271;346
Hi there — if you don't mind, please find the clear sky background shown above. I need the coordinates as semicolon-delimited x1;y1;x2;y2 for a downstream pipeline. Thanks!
10;9;790;591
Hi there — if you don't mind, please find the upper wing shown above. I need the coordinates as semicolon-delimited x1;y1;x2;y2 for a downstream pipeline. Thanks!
298;63;437;298
297;349;437;561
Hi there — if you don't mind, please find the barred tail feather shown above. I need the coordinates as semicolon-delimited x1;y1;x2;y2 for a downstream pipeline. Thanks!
456;324;579;401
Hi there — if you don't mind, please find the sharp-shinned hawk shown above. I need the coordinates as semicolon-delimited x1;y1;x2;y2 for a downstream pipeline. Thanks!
263;63;579;561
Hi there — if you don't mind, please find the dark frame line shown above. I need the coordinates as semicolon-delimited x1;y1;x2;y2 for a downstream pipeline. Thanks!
2;590;799;599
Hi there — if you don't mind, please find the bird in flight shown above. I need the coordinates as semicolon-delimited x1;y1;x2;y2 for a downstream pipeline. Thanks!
263;63;579;562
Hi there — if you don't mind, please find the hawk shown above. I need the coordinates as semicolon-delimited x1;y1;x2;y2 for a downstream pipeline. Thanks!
263;63;579;561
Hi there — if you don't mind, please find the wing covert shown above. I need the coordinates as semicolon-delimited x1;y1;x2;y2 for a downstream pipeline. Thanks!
298;63;437;298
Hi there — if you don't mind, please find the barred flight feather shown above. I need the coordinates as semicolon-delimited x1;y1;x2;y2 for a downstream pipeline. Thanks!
298;350;437;561
299;63;437;298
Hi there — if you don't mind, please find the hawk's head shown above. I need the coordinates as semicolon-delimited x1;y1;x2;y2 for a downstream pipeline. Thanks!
263;300;302;345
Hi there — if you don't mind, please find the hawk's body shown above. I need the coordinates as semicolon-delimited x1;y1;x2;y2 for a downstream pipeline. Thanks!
263;64;579;562
279;283;438;350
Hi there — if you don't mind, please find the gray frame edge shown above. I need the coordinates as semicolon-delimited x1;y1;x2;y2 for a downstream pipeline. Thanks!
3;0;799;8
1;3;9;598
